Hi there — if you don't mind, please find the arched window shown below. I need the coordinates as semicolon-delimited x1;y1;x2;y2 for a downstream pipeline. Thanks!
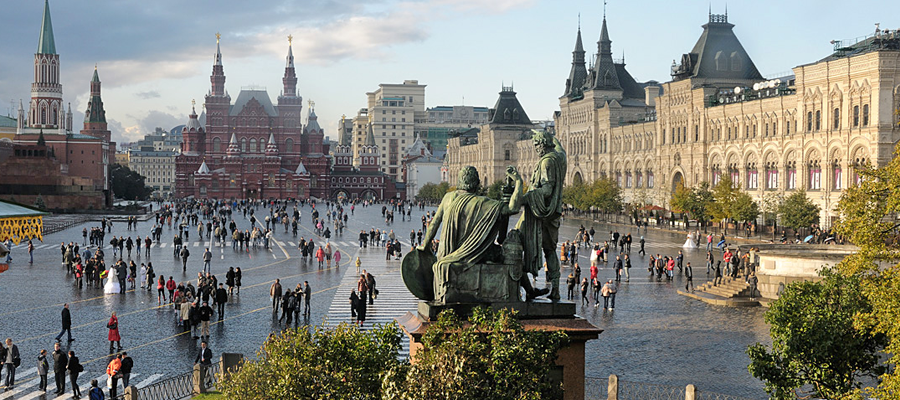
715;51;726;71
815;110;821;131
853;105;860;126
862;104;869;126
213;137;222;152
833;108;840;129
249;139;258;153
285;138;294;152
241;138;247;152
807;112;813;132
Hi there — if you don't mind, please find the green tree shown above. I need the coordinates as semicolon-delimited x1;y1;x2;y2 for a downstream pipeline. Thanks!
760;192;785;226
383;308;568;400
709;176;738;232
219;322;404;399
834;148;900;397
485;180;505;200
668;182;692;214
747;268;886;400
562;181;589;211
778;190;820;231
110;164;152;200
33;194;46;210
731;191;760;223
588;177;623;215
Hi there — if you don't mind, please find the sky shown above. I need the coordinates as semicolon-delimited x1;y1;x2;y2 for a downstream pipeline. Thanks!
1;0;898;146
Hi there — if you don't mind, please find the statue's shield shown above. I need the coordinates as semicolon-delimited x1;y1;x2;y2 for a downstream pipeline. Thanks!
401;247;436;301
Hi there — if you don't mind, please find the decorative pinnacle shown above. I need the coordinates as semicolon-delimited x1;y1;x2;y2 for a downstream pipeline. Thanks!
192;99;196;107
216;32;221;42
308;99;315;110
288;34;293;44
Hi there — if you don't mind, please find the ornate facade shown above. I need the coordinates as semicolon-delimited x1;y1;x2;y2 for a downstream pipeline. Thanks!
450;13;900;227
175;36;330;200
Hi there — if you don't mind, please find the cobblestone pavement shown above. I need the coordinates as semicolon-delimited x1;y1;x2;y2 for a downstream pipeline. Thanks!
0;205;769;399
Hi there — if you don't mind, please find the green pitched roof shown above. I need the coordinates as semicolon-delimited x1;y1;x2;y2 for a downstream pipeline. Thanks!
37;0;56;54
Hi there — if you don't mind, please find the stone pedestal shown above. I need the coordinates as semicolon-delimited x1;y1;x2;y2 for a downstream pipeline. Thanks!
397;309;602;400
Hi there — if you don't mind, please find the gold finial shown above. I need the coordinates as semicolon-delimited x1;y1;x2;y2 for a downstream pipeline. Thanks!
308;100;315;109
288;35;293;44
216;32;221;42
94;63;97;70
192;99;196;107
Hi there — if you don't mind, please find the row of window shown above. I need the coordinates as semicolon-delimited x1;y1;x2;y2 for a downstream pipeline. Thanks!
210;137;296;153
806;105;869;132
615;172;655;189
331;176;382;184
710;166;859;191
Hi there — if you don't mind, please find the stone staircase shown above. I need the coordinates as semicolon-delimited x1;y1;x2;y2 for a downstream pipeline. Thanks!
677;274;760;307
695;276;752;298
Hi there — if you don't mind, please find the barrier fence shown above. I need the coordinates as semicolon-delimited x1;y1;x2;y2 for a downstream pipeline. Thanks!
585;375;760;400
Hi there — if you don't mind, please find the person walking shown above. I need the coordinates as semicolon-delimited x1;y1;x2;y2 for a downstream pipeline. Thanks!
613;256;623;282
215;284;228;320
713;260;723;286
67;350;82;398
270;279;282;312
356;274;369;308
106;355;121;399
235;268;242;295
37;349;49;392
365;270;377;305
199;302;213;340
580;278;590;306
226;267;235;295
28;241;34;264
3;338;20;389
684;262;694;292
52;342;67;394
202;248;212;274
107;312;121;352
334;250;341;268
600;280;611;310
748;272;759;301
119;352;133;388
706;251;714;274
5;239;12;263
566;273;576;300
55;304;74;343
180;247;190;272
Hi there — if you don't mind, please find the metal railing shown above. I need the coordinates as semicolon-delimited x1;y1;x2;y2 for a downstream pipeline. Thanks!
136;370;193;400
586;375;761;400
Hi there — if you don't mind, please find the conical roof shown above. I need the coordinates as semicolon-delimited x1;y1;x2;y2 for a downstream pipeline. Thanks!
37;0;56;54
563;27;588;98
295;161;309;175
266;132;278;153
197;160;210;174
185;103;203;131
365;124;376;147
304;109;322;135
226;133;240;154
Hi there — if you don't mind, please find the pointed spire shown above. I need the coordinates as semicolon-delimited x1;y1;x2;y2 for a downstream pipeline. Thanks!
365;124;376;147
266;132;278;153
92;65;99;82
215;32;223;66
84;67;106;124
564;21;588;98
226;132;240;155
599;17;611;56
37;0;56;54
574;26;584;53
286;35;294;68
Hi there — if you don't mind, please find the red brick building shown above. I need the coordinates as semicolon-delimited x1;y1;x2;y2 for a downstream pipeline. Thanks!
7;0;113;209
174;36;402;201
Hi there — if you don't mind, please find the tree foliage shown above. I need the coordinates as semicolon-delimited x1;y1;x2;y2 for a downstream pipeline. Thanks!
563;177;623;214
383;308;568;400
110;164;152;200
416;182;452;203
834;147;900;398
760;192;785;225
219;322;404;400
709;176;738;222
731;191;760;223
747;268;886;399
485;180;505;200
669;181;714;224
220;309;569;400
778;190;820;231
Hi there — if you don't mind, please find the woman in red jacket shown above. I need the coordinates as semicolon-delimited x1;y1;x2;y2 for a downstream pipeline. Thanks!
108;312;121;352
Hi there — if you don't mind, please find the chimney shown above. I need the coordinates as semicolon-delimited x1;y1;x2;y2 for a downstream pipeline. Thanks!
645;86;660;107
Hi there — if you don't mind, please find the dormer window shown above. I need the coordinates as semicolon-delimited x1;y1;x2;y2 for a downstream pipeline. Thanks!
730;52;742;71
715;51;726;71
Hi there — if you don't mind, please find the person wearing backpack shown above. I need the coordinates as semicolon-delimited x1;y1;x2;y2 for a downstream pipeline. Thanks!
180;247;190;272
88;379;105;400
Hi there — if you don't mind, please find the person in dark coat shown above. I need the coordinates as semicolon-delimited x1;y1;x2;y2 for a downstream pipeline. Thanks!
215;284;228;320
349;290;359;318
55;304;74;343
225;267;236;295
67;350;82;398
52;342;68;394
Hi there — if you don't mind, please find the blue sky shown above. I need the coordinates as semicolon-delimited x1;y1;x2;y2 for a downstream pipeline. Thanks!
0;0;897;145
